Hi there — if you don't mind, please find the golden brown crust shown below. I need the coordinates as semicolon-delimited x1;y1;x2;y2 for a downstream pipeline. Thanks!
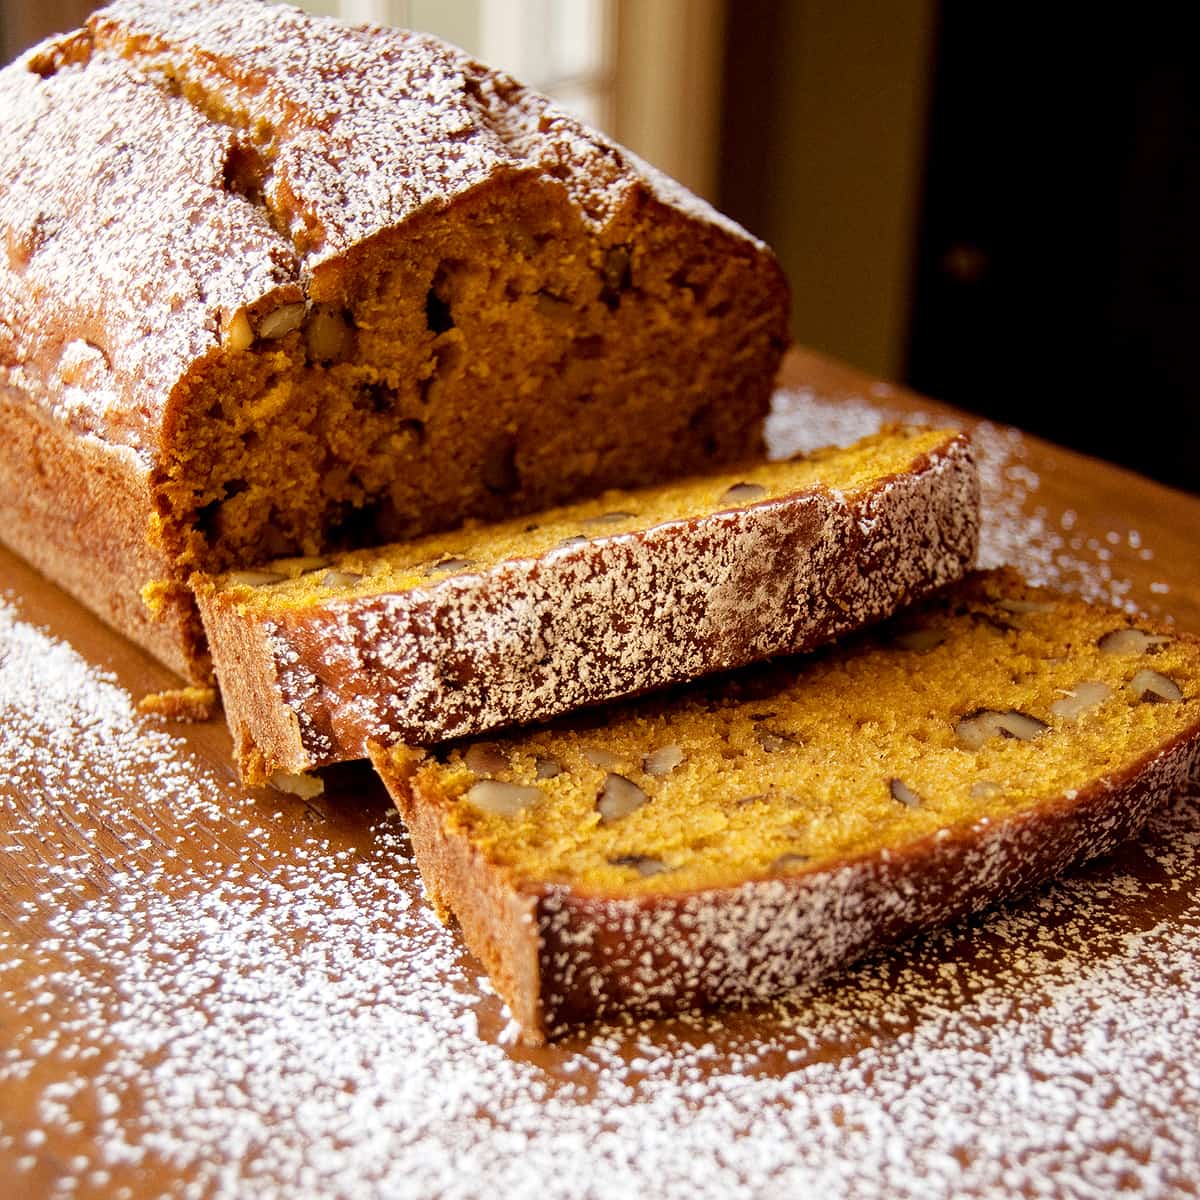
380;723;1200;1045
192;574;302;784
384;745;544;1036
0;385;204;678
528;732;1199;1039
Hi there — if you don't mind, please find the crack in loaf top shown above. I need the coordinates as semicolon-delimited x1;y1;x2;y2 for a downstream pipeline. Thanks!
0;0;758;461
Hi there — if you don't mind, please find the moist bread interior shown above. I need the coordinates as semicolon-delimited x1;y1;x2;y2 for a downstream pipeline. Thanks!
159;176;781;584
413;570;1200;895
208;427;958;612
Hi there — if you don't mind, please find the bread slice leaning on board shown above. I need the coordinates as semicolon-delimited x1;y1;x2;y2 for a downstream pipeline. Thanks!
194;426;979;786
372;570;1200;1043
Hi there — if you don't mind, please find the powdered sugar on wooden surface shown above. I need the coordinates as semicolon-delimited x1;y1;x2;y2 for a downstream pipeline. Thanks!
2;388;1199;1197
769;386;1146;612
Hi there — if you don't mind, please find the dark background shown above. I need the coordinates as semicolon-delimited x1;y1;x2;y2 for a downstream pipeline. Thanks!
722;5;1200;495
906;7;1200;495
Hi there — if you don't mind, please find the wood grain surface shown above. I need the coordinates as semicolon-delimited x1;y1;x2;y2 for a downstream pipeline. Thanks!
2;348;1198;1199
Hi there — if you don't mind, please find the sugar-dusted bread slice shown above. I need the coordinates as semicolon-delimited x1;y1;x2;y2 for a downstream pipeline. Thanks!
371;570;1200;1043
0;0;788;682
195;426;978;786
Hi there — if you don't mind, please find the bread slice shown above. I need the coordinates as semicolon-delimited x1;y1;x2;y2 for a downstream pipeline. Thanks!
195;426;978;785
0;0;788;681
370;569;1200;1044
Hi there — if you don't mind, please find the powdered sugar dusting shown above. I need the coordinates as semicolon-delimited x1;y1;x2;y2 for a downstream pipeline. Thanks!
768;386;1143;612
96;0;752;256
0;44;297;458
2;591;1200;1197
3;381;1199;1196
211;433;977;776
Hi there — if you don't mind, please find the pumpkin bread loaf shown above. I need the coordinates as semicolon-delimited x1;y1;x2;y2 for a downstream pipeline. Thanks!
0;0;788;681
195;426;978;786
372;570;1200;1043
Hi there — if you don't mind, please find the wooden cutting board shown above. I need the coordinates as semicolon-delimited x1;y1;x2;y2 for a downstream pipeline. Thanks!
2;348;1198;1199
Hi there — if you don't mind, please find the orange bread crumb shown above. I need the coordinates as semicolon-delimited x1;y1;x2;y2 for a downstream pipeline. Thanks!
373;570;1200;1041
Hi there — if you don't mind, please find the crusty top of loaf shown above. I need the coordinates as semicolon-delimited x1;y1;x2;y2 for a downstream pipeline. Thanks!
0;0;760;461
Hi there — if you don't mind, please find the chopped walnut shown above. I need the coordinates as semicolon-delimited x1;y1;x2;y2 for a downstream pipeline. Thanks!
893;627;947;652
955;708;1048;750
720;482;767;504
755;728;797;753
464;743;510;776
643;744;685;777
423;557;475;576
596;774;648;824
583;747;624;771
464;780;542;817
321;570;363;588
1098;628;1171;655
609;854;668;877
305;305;354;363
888;778;922;808
1130;669;1183;703
257;302;306;340
223;309;254;352
1049;681;1112;720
